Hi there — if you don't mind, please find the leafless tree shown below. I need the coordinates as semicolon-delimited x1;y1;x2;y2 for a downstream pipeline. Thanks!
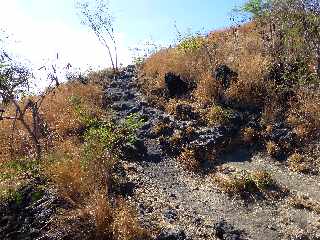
76;0;118;75
0;52;64;160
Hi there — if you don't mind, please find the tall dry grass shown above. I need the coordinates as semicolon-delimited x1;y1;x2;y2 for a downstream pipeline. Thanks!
141;22;272;107
0;81;103;163
0;74;149;239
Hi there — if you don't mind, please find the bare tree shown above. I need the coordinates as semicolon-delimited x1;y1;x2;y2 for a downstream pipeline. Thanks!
76;0;118;75
0;52;64;160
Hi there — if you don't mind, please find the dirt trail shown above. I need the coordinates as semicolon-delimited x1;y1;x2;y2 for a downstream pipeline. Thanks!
106;67;320;240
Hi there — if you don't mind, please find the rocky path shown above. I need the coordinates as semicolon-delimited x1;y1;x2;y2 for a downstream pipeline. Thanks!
106;66;320;240
1;66;319;240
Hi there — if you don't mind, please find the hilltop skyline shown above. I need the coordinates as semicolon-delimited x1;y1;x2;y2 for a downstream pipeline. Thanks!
0;0;246;71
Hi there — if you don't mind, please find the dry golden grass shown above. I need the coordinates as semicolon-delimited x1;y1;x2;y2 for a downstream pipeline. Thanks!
141;22;272;108
0;81;103;163
54;192;148;240
266;141;280;158
41;81;104;138
44;136;147;239
204;104;233;126
112;199;150;240
152;122;171;136
213;170;275;196
82;192;113;238
177;148;200;171
0;74;147;239
288;194;320;214
45;157;89;205
165;99;192;116
0;80;104;201
287;152;315;174
141;21;319;173
288;89;320;140
0;102;35;162
241;127;256;144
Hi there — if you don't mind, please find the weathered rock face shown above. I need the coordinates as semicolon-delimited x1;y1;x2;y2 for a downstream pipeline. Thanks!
213;65;238;89
164;73;190;97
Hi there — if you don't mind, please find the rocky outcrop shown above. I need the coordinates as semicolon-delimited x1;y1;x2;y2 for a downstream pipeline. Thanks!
213;65;238;89
164;73;193;97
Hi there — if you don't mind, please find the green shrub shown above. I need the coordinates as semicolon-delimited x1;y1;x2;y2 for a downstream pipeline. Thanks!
205;105;234;126
82;113;145;165
177;35;205;54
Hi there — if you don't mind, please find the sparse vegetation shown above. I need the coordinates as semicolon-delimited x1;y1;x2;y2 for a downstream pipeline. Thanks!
177;148;200;171
241;127;256;144
0;67;147;239
140;0;320;170
205;104;234;126
76;0;119;74
213;169;276;197
1;0;320;239
266;141;280;158
152;122;172;136
287;152;315;174
289;194;320;214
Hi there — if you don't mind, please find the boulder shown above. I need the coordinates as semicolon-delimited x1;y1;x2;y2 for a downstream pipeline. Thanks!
163;207;178;222
262;122;298;160
164;72;189;97
213;219;244;240
214;65;238;89
120;139;147;161
156;229;187;240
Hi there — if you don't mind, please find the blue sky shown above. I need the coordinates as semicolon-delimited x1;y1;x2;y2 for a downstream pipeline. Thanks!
0;0;247;70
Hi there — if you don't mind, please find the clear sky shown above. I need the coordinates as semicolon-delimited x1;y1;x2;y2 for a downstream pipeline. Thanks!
0;0;247;71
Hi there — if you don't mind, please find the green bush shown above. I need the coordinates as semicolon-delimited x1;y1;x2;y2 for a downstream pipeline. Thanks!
82;113;145;165
177;35;205;54
242;0;320;83
205;105;234;126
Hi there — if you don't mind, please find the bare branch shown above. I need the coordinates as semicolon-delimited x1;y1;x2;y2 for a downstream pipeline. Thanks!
76;0;119;74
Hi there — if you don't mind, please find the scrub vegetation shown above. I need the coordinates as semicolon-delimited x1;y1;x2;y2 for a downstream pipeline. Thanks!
140;0;320;169
1;0;320;239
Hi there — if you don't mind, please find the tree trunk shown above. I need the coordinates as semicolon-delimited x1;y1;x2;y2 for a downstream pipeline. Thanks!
19;117;42;160
12;99;42;160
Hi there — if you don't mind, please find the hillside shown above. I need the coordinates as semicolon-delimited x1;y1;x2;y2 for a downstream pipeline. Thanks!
1;7;320;240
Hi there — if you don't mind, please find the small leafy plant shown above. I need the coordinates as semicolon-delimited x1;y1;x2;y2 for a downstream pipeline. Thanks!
177;35;205;54
205;105;234;126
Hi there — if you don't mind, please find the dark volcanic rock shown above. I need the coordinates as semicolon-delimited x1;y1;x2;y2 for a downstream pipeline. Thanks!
0;183;61;240
156;229;187;240
120;139;147;161
268;125;295;143
163;207;178;222
263;122;297;160
213;219;245;240
214;65;238;89
164;72;189;97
